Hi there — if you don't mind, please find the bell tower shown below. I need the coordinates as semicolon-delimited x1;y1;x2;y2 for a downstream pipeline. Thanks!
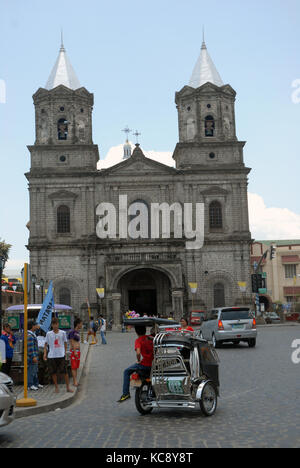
29;39;99;171
173;39;244;169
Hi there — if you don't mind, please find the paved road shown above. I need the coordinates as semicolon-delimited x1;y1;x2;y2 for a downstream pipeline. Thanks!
0;326;299;448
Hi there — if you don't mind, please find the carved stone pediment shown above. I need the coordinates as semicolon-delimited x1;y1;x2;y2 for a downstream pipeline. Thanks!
201;186;229;196
102;148;177;176
48;190;78;200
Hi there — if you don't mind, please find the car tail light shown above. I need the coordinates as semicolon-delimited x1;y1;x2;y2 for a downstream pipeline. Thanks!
252;318;256;329
218;320;224;330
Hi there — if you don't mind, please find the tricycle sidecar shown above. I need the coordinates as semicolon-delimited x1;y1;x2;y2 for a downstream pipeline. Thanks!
124;317;220;416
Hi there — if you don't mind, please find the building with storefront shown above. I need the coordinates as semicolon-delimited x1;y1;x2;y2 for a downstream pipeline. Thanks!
251;240;300;311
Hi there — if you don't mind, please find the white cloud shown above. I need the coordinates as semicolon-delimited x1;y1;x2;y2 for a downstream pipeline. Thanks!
3;259;26;276
248;192;300;240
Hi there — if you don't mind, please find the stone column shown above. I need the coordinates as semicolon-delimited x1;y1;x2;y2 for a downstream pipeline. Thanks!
171;289;184;321
112;292;122;330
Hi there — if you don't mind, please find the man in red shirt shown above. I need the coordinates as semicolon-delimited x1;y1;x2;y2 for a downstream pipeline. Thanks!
118;326;153;403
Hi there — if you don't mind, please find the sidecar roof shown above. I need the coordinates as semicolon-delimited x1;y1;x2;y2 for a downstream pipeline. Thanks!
123;317;179;327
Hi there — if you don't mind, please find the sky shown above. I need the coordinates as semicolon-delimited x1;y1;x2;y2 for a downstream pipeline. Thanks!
1;0;300;273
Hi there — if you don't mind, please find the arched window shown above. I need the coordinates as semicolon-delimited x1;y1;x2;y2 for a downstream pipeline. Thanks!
57;118;68;140
59;287;71;306
205;115;215;137
57;205;70;233
214;283;225;308
209;201;223;229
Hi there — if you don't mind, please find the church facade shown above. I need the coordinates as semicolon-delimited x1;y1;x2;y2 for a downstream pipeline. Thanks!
26;39;252;326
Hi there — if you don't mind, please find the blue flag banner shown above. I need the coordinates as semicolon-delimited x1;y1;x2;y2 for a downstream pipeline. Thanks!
37;281;55;333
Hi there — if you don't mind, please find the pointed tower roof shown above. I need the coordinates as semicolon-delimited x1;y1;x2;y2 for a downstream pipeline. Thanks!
189;39;224;89
45;37;81;91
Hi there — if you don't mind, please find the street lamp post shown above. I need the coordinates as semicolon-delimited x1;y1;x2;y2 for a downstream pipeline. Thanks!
31;274;37;304
0;256;6;333
40;278;44;303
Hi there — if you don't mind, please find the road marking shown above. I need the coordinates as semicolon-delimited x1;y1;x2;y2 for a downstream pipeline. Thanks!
221;387;261;400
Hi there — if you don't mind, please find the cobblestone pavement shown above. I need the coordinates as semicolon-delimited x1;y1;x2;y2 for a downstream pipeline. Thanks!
0;326;299;448
13;343;89;418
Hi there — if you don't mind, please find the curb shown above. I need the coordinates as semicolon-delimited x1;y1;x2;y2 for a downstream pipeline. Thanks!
257;323;300;328
14;343;90;419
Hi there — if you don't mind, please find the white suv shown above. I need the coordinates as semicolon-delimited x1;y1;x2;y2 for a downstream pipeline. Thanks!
199;307;257;348
0;372;16;428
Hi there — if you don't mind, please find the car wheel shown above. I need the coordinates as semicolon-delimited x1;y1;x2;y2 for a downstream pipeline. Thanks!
248;339;256;348
212;334;221;349
199;382;218;417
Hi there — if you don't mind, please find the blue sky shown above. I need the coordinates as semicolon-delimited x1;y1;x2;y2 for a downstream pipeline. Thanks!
1;0;300;272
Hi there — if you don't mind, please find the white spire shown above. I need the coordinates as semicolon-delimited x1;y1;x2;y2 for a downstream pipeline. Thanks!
189;39;224;89
45;37;81;91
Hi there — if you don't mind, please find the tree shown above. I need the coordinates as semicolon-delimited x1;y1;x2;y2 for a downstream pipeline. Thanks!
0;238;11;265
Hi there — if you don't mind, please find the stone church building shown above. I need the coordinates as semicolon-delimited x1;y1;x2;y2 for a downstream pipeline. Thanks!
26;38;252;326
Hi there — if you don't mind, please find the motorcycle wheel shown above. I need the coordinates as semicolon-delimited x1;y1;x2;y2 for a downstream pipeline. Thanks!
135;383;153;415
199;382;218;417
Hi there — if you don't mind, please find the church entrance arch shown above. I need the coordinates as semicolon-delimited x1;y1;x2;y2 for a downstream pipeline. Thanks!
117;268;172;318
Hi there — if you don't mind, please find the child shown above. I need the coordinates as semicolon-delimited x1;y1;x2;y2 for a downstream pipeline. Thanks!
68;318;83;387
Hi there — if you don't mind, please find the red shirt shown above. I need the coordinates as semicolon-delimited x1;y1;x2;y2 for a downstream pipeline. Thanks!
135;335;154;367
180;326;194;332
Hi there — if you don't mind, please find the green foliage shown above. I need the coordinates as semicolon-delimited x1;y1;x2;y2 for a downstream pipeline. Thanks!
0;238;11;264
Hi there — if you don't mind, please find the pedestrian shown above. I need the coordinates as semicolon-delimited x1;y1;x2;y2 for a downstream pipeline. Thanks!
121;315;126;333
43;317;74;394
99;314;107;344
85;316;98;344
180;317;194;333
0;323;16;376
27;319;43;391
68;318;83;387
117;325;154;403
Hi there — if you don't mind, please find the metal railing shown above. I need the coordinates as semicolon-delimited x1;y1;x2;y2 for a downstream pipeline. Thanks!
152;332;190;403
